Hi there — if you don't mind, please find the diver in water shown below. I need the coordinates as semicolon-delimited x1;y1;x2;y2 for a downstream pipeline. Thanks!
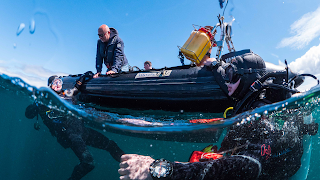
48;71;94;98
118;52;318;180
25;76;125;180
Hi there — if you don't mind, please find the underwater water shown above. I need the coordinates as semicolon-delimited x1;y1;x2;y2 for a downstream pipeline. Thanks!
1;73;320;180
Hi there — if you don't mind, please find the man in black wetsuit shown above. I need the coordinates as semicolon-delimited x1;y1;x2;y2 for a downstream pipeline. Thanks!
93;24;129;78
118;52;318;180
25;76;125;180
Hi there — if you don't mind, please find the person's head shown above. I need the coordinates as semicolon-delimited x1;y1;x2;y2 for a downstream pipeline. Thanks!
223;53;266;100
48;75;63;93
227;78;240;96
98;24;111;43
144;61;152;70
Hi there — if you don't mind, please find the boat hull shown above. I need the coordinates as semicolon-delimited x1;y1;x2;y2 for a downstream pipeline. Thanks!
62;65;232;112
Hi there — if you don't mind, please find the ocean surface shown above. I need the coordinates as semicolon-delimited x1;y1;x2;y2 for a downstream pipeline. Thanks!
1;73;320;180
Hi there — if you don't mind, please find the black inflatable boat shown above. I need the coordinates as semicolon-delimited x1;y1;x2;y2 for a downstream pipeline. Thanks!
60;50;304;112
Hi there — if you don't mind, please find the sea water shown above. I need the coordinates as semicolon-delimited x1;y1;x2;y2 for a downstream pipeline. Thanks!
1;73;320;180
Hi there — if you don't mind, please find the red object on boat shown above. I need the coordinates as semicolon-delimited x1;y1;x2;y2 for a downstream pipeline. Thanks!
189;118;224;124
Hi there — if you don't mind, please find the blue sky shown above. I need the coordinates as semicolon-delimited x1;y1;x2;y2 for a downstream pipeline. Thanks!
1;0;320;89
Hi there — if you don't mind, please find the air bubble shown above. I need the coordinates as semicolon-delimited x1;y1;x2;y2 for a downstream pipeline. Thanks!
16;23;25;36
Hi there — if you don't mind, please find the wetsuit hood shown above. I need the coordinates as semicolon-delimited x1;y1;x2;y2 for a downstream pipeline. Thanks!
48;75;58;86
223;52;266;100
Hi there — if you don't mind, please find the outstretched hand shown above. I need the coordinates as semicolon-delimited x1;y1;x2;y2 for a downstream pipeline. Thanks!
93;72;101;78
106;70;116;75
118;154;154;180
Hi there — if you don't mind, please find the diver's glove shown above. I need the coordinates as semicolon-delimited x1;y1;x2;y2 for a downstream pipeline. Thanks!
65;87;78;97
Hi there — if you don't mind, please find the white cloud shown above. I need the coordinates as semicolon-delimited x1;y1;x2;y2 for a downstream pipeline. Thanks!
289;43;320;74
0;60;68;88
278;6;320;49
287;43;320;91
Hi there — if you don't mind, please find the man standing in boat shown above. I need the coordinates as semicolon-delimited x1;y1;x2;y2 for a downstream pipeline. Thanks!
94;24;129;78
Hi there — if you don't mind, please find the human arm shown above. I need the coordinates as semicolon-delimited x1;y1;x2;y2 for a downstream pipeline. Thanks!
110;37;126;73
118;154;260;180
95;40;103;74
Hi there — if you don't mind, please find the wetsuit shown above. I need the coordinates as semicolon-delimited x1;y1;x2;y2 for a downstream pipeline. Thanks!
160;51;317;180
167;96;317;180
25;104;124;180
96;27;128;74
74;71;94;91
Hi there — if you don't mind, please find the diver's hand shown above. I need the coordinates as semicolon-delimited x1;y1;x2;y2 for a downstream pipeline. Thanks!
106;70;116;75
93;72;101;78
119;154;154;180
204;58;217;66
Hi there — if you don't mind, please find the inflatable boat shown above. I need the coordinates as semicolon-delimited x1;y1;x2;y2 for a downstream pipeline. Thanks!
60;50;304;112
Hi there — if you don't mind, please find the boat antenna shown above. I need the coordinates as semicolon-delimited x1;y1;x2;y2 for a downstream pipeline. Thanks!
222;0;229;16
285;59;289;84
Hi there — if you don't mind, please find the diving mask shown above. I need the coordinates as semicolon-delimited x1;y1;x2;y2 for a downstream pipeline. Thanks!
50;78;63;92
224;64;240;84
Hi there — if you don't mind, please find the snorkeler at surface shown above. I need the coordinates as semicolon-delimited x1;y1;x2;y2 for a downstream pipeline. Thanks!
48;71;94;98
118;52;318;180
25;75;125;180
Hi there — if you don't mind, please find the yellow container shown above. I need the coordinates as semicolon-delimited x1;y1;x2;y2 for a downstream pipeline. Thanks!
180;30;212;65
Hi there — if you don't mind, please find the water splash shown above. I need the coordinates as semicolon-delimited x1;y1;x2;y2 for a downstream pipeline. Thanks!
29;19;35;34
16;23;25;36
